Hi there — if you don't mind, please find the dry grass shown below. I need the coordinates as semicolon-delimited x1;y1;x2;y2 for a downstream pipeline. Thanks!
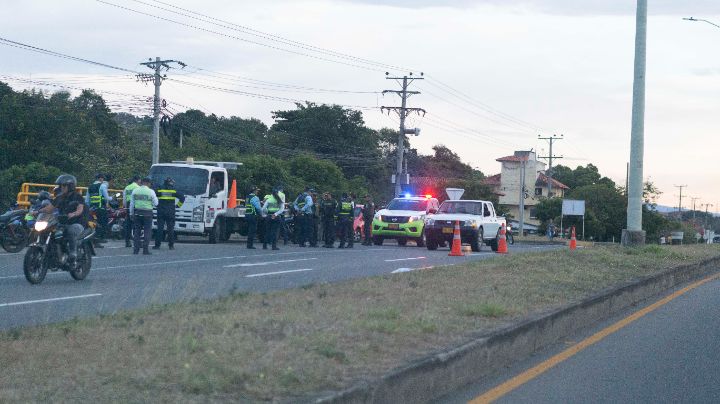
1;244;718;402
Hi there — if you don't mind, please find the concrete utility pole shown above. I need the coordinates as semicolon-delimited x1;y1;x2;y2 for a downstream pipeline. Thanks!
674;184;687;214
381;73;425;198
691;196;701;221
538;134;563;197
518;157;527;236
703;203;713;228
623;0;647;246
138;57;185;164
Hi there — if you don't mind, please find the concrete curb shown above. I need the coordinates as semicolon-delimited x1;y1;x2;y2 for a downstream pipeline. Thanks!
313;255;720;404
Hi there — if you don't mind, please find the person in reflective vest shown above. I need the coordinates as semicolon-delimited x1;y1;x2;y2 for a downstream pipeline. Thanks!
336;193;355;248
130;177;158;255
154;177;185;250
245;185;263;249
86;172;111;242
293;187;315;247
122;175;141;248
320;192;337;248
276;185;290;245
262;188;285;250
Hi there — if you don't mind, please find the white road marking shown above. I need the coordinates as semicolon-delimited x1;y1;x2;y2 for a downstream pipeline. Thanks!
384;256;426;262
246;268;314;277
224;258;317;268
0;293;102;308
391;267;415;273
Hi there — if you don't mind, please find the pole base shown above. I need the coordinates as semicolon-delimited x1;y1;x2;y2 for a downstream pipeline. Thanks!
621;229;646;247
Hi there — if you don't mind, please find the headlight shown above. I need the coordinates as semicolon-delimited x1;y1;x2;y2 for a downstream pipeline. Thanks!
34;221;48;231
464;220;477;228
374;212;381;220
192;204;204;222
408;215;421;223
425;218;435;226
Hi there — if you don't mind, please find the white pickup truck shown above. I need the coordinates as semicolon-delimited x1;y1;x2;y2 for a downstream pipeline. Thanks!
423;189;506;252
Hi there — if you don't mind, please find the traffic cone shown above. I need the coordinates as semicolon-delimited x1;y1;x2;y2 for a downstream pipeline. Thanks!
569;226;577;250
496;223;508;254
228;179;237;209
449;220;464;256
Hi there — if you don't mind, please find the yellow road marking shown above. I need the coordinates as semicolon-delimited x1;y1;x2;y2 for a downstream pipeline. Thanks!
470;271;720;404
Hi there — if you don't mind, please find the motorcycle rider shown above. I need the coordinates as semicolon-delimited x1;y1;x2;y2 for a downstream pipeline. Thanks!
37;175;87;265
154;177;185;250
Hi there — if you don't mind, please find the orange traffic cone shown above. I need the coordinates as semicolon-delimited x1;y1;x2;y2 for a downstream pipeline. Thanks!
496;223;508;254
449;220;464;256
569;226;577;250
228;179;237;209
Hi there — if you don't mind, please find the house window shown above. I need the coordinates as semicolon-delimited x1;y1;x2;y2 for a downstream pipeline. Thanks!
535;187;543;196
530;207;538;219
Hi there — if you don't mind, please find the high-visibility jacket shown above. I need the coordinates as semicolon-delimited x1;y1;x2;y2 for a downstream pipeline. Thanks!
123;183;139;204
88;181;106;208
132;186;156;211
156;186;184;216
245;193;258;215
338;200;354;217
265;195;280;213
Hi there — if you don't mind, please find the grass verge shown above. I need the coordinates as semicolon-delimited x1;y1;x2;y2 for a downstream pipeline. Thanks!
1;244;719;402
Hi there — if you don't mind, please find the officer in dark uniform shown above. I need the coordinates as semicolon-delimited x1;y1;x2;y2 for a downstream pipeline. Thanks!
320;192;337;248
154;177;185;250
309;190;319;247
87;173;110;242
361;195;375;246
245;185;263;249
336;193;355;249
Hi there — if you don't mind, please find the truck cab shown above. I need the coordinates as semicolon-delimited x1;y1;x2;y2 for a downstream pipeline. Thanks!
424;199;505;252
148;160;242;243
371;195;439;247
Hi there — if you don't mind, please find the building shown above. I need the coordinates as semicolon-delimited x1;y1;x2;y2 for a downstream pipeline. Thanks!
483;150;569;226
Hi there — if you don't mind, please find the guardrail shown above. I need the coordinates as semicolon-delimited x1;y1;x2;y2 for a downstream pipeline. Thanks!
17;183;125;208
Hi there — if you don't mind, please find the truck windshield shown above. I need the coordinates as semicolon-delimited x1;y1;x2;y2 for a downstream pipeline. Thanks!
387;199;427;211
439;201;483;215
149;166;209;196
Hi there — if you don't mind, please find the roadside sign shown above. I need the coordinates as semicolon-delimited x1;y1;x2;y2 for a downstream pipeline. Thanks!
562;199;585;216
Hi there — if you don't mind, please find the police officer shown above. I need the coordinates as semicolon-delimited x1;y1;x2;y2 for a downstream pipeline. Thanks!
336;192;355;249
154;177;185;250
361;195;375;246
86;173;111;242
130;177;158;255
123;175;141;247
245;185;263;249
320;192;337;248
309;190;319;247
293;187;315;247
276;185;290;245
262;188;284;250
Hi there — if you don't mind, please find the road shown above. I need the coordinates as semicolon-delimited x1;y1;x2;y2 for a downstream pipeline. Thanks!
442;272;720;403
0;238;554;330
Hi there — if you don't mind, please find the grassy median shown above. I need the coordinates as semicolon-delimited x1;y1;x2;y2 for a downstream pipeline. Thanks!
2;244;719;402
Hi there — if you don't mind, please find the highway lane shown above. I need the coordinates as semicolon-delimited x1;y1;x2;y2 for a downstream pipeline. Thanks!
0;238;556;330
442;272;720;403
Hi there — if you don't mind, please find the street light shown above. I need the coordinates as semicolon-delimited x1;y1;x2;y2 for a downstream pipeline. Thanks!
683;17;720;30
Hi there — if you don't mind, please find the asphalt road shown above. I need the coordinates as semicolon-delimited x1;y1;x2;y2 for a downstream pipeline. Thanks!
0;237;555;330
442;274;720;403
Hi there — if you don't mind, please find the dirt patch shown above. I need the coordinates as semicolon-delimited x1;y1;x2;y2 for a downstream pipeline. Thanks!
1;244;718;402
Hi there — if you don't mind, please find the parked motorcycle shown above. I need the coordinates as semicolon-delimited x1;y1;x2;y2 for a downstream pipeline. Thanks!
107;198;128;240
0;209;30;253
23;212;96;285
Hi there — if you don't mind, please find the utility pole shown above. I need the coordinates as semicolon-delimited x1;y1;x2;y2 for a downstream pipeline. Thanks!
179;128;183;149
674;184;687;214
538;134;563;197
381;72;425;198
518;157;527;236
622;0;647;246
703;203;713;229
137;57;185;164
691;196;701;221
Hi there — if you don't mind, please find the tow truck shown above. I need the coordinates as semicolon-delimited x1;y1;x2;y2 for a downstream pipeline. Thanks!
371;194;440;247
423;188;506;252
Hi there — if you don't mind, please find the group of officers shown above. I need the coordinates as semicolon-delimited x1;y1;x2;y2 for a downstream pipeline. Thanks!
244;186;376;250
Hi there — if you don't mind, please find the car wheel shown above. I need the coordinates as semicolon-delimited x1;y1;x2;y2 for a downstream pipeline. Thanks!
353;228;362;243
372;236;384;246
471;228;484;252
490;233;499;252
426;235;438;251
416;230;426;247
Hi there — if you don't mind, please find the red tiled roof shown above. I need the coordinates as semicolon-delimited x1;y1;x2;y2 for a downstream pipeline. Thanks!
483;173;501;186
496;155;528;162
536;173;569;189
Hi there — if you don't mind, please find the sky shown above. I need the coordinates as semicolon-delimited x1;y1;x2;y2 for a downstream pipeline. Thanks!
1;0;720;211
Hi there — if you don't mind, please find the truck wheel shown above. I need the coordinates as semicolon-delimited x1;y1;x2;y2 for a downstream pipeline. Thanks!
372;236;384;246
490;233;499;252
397;238;408;246
209;219;223;244
416;230;426;247
471;228;484;252
220;222;232;242
426;236;438;251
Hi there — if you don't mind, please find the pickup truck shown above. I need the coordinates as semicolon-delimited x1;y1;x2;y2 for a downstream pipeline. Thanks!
423;199;506;252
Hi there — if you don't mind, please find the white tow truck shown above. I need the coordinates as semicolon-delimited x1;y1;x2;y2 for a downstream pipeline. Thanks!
148;159;245;243
423;188;507;252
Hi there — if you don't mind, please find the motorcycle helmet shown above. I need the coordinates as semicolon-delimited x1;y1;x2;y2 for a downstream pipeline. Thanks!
37;190;51;201
55;174;78;192
164;177;175;187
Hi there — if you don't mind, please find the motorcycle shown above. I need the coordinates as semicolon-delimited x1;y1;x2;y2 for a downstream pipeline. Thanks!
107;198;128;240
0;209;30;253
23;212;96;285
505;225;515;245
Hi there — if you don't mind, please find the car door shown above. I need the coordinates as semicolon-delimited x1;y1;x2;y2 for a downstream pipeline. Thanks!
483;202;501;238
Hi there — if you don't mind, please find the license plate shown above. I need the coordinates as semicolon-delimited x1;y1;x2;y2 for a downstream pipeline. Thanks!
442;227;454;234
388;223;400;230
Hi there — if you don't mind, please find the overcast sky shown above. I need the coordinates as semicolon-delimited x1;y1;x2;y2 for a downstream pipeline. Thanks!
2;0;720;210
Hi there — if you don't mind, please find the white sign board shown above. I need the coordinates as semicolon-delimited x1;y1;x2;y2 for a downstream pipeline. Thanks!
562;199;585;216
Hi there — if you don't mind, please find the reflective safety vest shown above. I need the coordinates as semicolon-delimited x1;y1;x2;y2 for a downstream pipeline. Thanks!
266;195;280;213
338;201;353;216
245;193;257;215
124;183;139;203
132;186;155;211
157;188;182;207
88;182;105;208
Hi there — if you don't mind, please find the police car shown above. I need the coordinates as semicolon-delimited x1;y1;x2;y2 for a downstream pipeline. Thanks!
371;194;440;247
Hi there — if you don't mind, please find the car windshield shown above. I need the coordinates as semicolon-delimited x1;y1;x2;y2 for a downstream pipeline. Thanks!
149;166;209;196
386;199;427;211
438;201;483;215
